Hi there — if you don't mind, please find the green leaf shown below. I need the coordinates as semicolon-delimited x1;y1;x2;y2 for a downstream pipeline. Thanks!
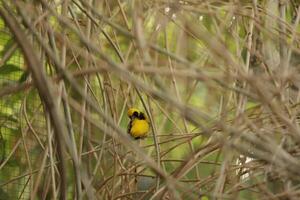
0;64;22;75
18;71;29;83
0;37;15;57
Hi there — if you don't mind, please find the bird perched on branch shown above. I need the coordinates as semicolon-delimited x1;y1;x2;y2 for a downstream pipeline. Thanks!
127;108;149;139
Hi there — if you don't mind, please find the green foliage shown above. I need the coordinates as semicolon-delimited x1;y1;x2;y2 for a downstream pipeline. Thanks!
18;71;29;83
0;64;22;75
0;37;14;56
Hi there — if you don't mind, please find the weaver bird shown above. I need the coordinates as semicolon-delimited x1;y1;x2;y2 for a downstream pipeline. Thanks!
127;108;149;139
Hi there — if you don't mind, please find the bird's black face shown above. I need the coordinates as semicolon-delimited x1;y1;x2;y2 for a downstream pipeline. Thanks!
139;112;146;120
131;111;139;119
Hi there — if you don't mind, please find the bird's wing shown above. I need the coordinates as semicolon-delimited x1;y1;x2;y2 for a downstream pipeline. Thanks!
127;120;133;134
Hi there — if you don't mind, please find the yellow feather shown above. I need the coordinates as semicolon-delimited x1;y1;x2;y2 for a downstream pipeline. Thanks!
127;108;140;117
130;119;149;138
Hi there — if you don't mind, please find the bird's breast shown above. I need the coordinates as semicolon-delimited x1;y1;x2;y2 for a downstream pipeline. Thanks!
130;119;149;138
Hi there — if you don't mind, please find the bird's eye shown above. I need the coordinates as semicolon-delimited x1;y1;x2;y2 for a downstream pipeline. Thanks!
133;111;139;117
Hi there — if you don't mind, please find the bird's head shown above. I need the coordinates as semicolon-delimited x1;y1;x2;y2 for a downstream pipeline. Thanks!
127;108;140;119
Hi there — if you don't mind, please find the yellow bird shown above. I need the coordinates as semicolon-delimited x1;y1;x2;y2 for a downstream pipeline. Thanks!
127;108;149;139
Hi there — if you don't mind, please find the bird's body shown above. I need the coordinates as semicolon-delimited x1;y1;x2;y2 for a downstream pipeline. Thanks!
127;108;149;139
129;119;149;138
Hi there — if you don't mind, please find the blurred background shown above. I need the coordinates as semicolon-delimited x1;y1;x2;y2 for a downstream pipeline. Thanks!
0;0;300;199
